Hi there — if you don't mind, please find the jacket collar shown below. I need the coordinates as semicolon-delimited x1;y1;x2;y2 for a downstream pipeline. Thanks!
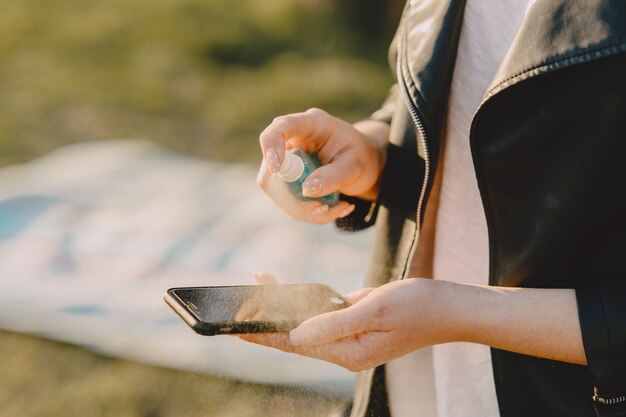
486;0;626;101
397;0;466;166
399;0;626;129
399;0;465;126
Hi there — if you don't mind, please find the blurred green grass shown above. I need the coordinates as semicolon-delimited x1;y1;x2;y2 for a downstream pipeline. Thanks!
0;0;396;415
0;0;394;166
0;331;343;417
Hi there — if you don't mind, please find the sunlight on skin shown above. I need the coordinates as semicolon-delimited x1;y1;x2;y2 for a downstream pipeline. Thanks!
253;110;587;375
256;161;354;224
257;110;389;225
241;277;439;372
240;277;587;372
246;273;381;372
253;272;280;285
246;86;595;381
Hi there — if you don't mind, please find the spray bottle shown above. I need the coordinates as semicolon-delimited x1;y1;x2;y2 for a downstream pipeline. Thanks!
278;149;340;206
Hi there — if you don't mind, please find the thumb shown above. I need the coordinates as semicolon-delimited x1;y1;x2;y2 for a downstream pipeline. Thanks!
345;287;375;304
253;272;279;285
301;154;357;198
289;304;369;346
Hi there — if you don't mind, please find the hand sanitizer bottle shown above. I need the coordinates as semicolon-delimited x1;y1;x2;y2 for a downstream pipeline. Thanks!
278;149;340;206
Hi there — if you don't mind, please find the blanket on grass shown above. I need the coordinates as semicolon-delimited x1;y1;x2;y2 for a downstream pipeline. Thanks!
0;140;372;396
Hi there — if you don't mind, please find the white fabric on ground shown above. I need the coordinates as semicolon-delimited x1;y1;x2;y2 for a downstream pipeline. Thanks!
0;140;371;396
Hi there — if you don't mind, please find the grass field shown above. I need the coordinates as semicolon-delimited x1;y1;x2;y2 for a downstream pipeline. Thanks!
0;331;344;417
0;0;394;166
0;0;395;415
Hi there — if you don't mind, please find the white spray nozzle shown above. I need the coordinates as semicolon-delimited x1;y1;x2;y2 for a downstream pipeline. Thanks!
279;151;305;182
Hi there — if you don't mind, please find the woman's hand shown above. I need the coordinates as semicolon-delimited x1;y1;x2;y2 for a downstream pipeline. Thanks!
240;278;460;372
241;276;588;370
257;108;389;224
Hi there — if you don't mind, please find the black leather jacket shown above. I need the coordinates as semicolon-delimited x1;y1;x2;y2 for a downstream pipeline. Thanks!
338;1;626;416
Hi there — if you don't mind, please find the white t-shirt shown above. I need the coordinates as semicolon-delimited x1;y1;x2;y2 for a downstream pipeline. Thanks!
386;1;532;416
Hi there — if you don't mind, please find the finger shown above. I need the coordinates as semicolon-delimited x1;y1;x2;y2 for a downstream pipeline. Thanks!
257;157;353;224
276;200;351;225
240;331;357;361
326;202;355;220
301;153;359;198
345;287;375;304
257;170;327;221
240;331;390;372
292;332;389;372
256;159;273;191
259;110;333;173
239;333;295;352
289;304;372;346
259;120;289;173
240;332;355;366
253;272;279;285
305;201;354;224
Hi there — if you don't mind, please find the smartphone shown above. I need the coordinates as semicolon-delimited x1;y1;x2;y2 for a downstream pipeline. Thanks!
164;284;350;336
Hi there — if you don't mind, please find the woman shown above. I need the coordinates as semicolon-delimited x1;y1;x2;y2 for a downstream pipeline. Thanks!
244;1;626;416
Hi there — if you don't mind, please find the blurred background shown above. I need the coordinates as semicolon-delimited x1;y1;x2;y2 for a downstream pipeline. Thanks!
0;0;402;165
0;0;402;416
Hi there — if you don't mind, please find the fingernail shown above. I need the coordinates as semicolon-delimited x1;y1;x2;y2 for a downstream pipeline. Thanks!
312;204;329;217
289;328;313;346
339;204;355;218
302;176;323;197
266;148;281;173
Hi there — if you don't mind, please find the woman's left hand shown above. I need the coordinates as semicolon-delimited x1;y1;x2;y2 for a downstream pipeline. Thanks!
240;278;460;372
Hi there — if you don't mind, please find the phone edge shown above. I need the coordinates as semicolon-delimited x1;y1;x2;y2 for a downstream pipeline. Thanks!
163;290;220;336
163;285;350;335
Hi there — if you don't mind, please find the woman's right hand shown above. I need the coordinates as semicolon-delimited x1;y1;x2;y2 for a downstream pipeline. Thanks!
257;108;389;224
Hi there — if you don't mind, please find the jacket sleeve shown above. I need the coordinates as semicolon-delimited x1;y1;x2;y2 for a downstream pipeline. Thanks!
576;285;626;417
335;83;398;232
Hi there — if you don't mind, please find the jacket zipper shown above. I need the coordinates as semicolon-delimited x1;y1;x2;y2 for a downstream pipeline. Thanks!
349;68;431;417
397;61;430;280
593;388;626;406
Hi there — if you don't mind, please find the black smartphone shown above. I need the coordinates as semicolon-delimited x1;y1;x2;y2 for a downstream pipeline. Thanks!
164;284;350;336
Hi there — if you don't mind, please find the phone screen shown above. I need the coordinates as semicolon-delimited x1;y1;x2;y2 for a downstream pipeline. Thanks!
165;284;349;335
